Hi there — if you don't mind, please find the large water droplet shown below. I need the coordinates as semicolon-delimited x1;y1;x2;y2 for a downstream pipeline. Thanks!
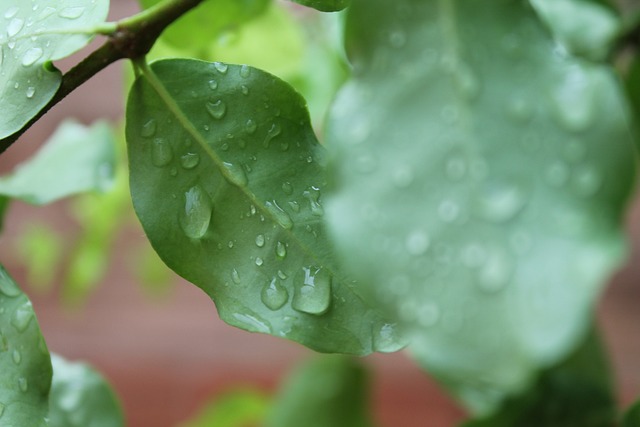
206;99;227;120
4;6;19;19
263;123;282;148
477;179;528;223
303;187;324;216
276;241;287;258
0;270;21;297
178;185;212;239
255;257;264;267
265;201;293;229
180;152;200;170
58;7;85;19
550;67;596;132
7;18;24;37
25;86;35;99
11;301;33;332
292;266;331;315
255;234;265;248
213;62;228;74
151;138;173;167
141;119;157;138
223;162;248;186
261;277;288;310
239;64;251;78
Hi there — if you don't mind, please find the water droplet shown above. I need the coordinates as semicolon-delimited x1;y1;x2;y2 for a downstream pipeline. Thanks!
18;377;28;393
151;138;173;167
255;257;264;266
11;301;33;332
206;99;227;120
263;123;282;148
454;62;480;100
59;7;85;19
7;18;24;37
265;201;293;229
550;67;596;132
241;85;249;95
405;230;430;255
239;64;251;78
303;187;324;216
231;269;241;284
572;166;602;197
418;303;441;327
0;270;21;297
12;349;21;365
4;7;19;19
392;165;414;188
477;179;528;223
476;248;513;293
288;201;300;212
545;161;570;187
438;200;460;223
245;119;257;134
169;167;178;177
223;162;248;186
281;182;293;195
180;152;200;169
208;79;218;90
261;277;288;310
213;62;228;74
178;185;212;239
141;119;157;138
232;312;271;333
228;240;234;249
255;234;265;247
292;266;331;315
23;85;35;99
276;241;287;258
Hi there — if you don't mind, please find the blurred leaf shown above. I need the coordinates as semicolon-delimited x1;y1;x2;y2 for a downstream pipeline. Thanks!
325;0;636;415
138;0;269;56
179;389;269;427
290;0;350;12
531;0;620;61
129;239;175;298
0;265;52;427
265;356;374;427
126;59;405;355
0;196;8;233
623;399;640;427
0;120;116;205
0;0;110;139
462;328;615;427
17;223;64;292
49;354;124;427
625;56;640;123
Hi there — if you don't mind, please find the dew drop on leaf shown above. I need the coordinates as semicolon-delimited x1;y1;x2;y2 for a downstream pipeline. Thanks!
231;269;241;284
25;86;35;99
255;257;264;267
178;185;212;239
0;271;21;297
303;187;324;216
18;377;27;393
11;301;33;332
58;7;85;19
4;6;19;19
151;138;173;167
21;47;43;67
572;166;602;197
549;67;596;132
206;99;227;120
12;349;21;365
7;18;24;37
245;119;257;134
140;119;157;138
239;64;251;78
476;248;513;293
265;200;293;230
255;234;265;247
476;179;528;223
438;199;460;223
223;162;248;186
263;122;282;148
261;277;289;311
213;62;228;74
292;266;331;315
405;230;430;256
282;182;293;195
180;152;200;169
276;241;287;258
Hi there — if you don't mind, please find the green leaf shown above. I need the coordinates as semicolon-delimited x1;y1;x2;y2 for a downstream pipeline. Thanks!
0;120;116;205
138;0;269;57
49;354;124;427
325;0;636;414
290;0;350;12
461;328;615;427
126;59;404;355
0;265;52;427
0;1;110;139
0;196;8;233
623;399;640;427
530;0;620;61
17;224;64;292
265;356;374;427
179;389;269;427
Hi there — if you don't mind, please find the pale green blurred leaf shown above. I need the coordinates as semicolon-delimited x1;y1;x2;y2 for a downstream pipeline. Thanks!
129;239;175;298
623;399;640;427
17;223;64;292
0;120;116;205
179;389;269;427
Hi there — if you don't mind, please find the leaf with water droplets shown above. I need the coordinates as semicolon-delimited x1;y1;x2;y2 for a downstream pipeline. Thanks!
289;0;351;12
126;59;404;355
325;0;636;415
0;120;116;205
0;0;110;139
0;265;52;427
49;354;124;427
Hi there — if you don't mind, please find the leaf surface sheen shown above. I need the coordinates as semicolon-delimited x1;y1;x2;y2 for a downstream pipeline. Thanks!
290;0;350;12
0;266;52;427
0;0;109;139
325;0;636;414
126;59;403;355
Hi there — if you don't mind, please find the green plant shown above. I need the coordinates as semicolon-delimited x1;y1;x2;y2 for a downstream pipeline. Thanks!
1;0;639;425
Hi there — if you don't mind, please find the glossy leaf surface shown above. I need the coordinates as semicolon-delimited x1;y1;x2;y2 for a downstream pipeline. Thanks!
126;59;403;355
49;354;124;427
0;120;115;205
325;0;636;414
290;0;350;12
0;266;52;427
0;0;109;139
462;328;615;427
265;356;374;427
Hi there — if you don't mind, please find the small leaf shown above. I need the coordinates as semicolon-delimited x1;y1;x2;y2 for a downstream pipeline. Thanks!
0;120;116;205
325;0;636;414
49;354;124;427
0;1;110;139
0;265;52;427
265;356;374;427
289;0;350;12
126;59;404;355
530;0;620;61
179;389;269;427
461;328;616;427
623;399;640;427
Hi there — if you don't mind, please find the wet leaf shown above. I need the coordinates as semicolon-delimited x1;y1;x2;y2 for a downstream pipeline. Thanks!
290;0;350;12
49;354;124;427
325;0;636;414
0;265;52;427
0;120;116;205
0;0;110;139
126;59;404;355
265;356;374;427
